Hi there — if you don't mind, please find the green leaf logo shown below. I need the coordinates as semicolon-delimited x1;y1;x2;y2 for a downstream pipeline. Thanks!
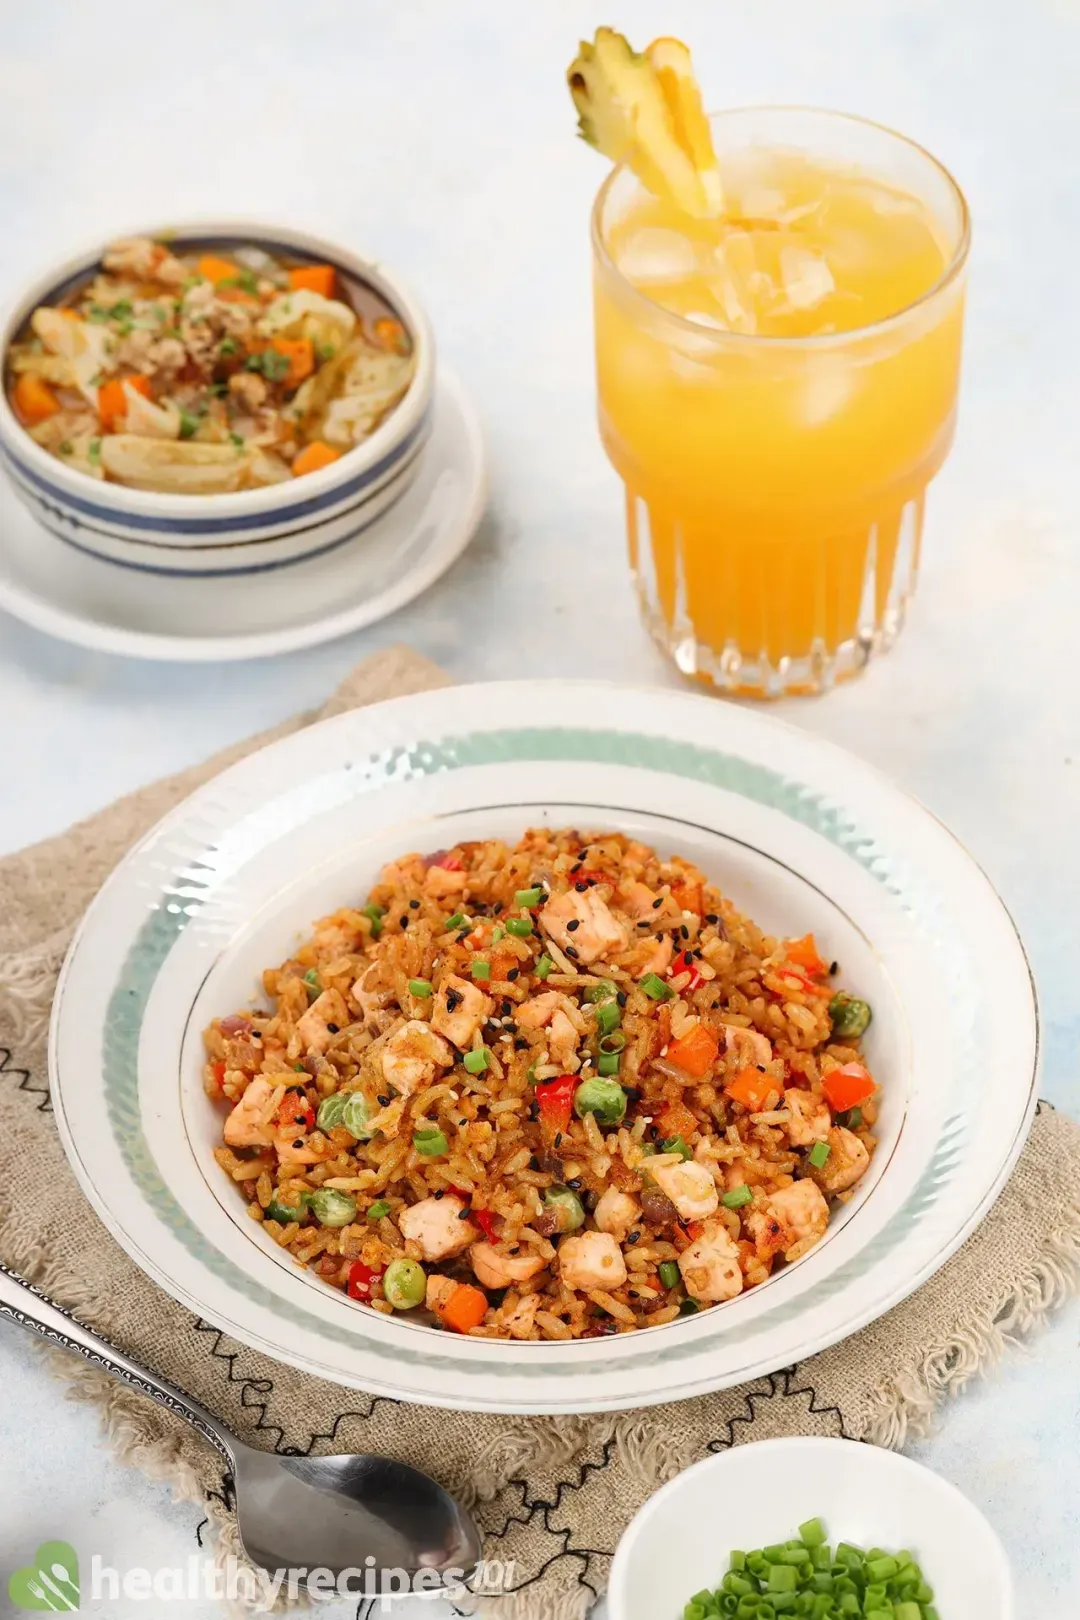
7;1542;80;1611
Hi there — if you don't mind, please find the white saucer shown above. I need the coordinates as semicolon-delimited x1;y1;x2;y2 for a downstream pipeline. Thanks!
0;367;485;662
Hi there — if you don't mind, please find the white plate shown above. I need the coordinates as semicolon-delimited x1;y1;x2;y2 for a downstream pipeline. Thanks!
49;682;1039;1412
0;367;485;661
608;1437;1013;1620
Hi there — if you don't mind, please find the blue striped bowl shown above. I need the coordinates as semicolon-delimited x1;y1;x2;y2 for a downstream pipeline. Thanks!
0;220;434;576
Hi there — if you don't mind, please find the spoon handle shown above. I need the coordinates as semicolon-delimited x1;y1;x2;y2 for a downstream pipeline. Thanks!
0;1259;237;1467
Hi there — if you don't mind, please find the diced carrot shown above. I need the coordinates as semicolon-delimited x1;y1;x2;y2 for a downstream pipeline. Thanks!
97;374;152;432
209;1061;226;1091
12;373;60;426
437;1283;489;1334
821;1063;877;1114
198;253;241;285
373;316;408;353
682;1220;705;1242
785;933;829;977
489;951;517;983
723;1067;777;1113
59;306;82;320
289;263;337;298
671;878;704;916
657;1100;699;1140
665;1024;720;1079
292;441;342;477
271;337;315;389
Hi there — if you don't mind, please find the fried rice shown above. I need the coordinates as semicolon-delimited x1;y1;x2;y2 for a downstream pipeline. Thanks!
206;829;879;1340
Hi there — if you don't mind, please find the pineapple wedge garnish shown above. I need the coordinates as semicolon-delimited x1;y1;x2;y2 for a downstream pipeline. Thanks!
567;27;722;218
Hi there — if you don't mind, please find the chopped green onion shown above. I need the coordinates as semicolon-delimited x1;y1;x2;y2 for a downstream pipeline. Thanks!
767;1567;797;1594
408;978;433;997
366;1199;391;1221
584;978;618;1002
866;1558;898;1584
514;887;544;908
722;1184;753;1209
413;1127;448;1157
837;1106;863;1129
597;1051;621;1077
598;1030;626;1053
444;911;466;930
799;1520;826;1548
362;902;385;938
660;1135;692;1160
303;967;321;994
595;1000;621;1036
678;1298;699;1315
463;1048;490;1074
506;916;532;937
640;971;673;1000
535;954;554;980
658;1260;680;1289
491;923;505;944
809;1140;832;1169
471;959;491;981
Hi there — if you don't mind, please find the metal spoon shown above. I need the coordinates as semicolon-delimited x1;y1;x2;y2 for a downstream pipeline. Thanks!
0;1260;481;1593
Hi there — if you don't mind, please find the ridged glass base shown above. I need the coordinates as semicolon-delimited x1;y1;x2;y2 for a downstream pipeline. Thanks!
627;489;926;697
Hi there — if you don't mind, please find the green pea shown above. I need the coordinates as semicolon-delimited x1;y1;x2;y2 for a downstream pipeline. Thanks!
382;1256;426;1309
307;1188;357;1227
573;1074;627;1126
542;1185;585;1232
828;993;872;1039
342;1093;374;1140
264;1197;307;1225
316;1093;347;1132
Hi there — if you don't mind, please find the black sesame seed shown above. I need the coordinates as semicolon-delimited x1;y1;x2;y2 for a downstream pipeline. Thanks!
680;925;690;940
623;1086;641;1101
627;1229;641;1243
756;1065;766;1074
575;881;589;892
457;1206;471;1220
326;1023;340;1033
565;945;579;960
515;1038;529;1051
705;913;719;925
504;1020;518;1035
507;967;520;981
616;991;628;1007
554;1132;563;1148
637;921;651;930
829;960;839;975
528;1155;540;1170
409;898;421;909
434;1188;445;1199
570;862;583;875
567;1178;582;1190
501;999;513;1015
566;919;581;932
446;989;463;1012
529;1101;540;1120
652;898;663;910
378;1094;390;1105
492;902;503;915
291;1138;304;1149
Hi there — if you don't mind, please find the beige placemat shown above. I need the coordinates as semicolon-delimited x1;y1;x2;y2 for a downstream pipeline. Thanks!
2;645;1078;1620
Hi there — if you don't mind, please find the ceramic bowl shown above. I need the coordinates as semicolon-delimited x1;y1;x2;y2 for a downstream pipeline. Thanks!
0;220;434;577
608;1437;1014;1620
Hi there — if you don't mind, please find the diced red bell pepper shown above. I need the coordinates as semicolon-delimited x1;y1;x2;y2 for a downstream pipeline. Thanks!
346;1260;384;1302
209;1061;226;1091
821;1063;877;1114
471;1206;500;1241
278;1088;315;1134
571;868;605;887
669;950;705;992
535;1073;577;1134
428;851;464;871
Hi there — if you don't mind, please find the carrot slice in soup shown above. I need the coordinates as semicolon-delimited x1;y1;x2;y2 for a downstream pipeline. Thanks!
98;374;151;431
292;440;342;477
271;337;315;388
198;254;241;285
288;264;337;297
13;373;61;425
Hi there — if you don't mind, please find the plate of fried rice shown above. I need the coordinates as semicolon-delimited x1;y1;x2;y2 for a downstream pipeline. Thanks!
49;681;1038;1411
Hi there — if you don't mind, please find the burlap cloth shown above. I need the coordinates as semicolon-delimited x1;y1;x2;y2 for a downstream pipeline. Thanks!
2;646;1078;1620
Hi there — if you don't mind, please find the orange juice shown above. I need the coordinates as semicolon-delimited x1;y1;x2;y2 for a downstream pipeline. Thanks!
592;109;969;695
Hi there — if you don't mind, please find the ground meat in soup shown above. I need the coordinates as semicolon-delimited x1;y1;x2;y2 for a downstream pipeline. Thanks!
5;237;415;494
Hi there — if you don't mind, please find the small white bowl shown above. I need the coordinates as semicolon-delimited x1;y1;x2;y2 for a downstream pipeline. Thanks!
0;220;434;577
608;1437;1014;1620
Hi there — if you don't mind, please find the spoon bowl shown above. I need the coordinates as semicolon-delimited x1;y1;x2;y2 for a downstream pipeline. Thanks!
0;1261;481;1597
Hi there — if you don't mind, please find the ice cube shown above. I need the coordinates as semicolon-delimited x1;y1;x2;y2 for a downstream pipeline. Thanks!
708;232;763;335
798;358;857;426
779;246;835;312
614;227;700;286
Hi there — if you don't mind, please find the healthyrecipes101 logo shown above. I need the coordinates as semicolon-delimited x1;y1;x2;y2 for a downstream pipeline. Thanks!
7;1542;81;1611
7;1541;516;1609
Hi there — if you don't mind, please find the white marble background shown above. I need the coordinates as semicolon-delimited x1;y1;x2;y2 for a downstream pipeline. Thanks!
1;0;1079;1614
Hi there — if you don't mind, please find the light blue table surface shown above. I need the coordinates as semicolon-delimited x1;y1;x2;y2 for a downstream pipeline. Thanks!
1;1;1078;1614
